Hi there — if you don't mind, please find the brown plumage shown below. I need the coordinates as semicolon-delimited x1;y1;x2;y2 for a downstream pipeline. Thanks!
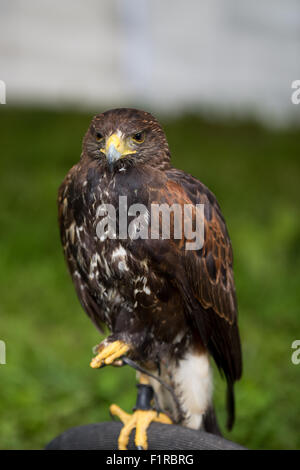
58;108;242;433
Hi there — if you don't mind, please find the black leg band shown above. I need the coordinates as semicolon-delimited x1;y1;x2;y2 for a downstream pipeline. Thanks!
133;384;154;411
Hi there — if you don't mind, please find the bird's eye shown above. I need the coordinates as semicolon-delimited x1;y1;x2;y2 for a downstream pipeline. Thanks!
132;132;145;143
96;132;104;142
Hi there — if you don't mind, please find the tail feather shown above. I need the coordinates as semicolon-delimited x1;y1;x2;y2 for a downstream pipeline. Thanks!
226;379;235;431
203;404;222;436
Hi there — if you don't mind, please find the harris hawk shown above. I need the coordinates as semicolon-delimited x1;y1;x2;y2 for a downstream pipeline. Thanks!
58;108;242;450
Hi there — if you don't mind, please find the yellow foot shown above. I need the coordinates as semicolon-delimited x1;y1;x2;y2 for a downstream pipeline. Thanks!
110;404;172;450
90;340;129;369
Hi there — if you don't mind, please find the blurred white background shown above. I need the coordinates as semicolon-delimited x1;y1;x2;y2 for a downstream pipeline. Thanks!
0;0;299;125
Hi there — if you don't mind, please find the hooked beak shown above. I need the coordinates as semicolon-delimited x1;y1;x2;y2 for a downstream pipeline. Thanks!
104;133;136;171
105;134;123;168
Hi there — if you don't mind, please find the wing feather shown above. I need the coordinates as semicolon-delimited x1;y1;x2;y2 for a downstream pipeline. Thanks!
163;169;242;429
58;168;106;333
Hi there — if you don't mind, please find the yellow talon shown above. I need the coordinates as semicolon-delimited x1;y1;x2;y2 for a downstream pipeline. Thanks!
110;404;172;450
90;340;129;369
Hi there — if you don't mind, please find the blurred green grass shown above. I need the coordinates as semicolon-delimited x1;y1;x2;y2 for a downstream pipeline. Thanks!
0;107;299;449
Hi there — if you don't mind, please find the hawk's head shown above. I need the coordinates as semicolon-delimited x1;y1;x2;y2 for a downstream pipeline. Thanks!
83;108;170;171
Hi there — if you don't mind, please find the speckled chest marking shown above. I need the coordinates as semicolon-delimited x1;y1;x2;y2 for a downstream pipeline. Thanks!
78;172;160;323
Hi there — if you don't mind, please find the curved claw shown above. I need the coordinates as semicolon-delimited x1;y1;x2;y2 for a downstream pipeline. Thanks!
110;404;172;450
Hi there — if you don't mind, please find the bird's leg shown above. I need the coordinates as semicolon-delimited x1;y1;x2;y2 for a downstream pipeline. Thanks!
110;374;172;450
90;339;130;369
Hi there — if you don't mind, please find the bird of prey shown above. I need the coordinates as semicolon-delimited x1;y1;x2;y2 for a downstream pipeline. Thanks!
58;108;242;450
